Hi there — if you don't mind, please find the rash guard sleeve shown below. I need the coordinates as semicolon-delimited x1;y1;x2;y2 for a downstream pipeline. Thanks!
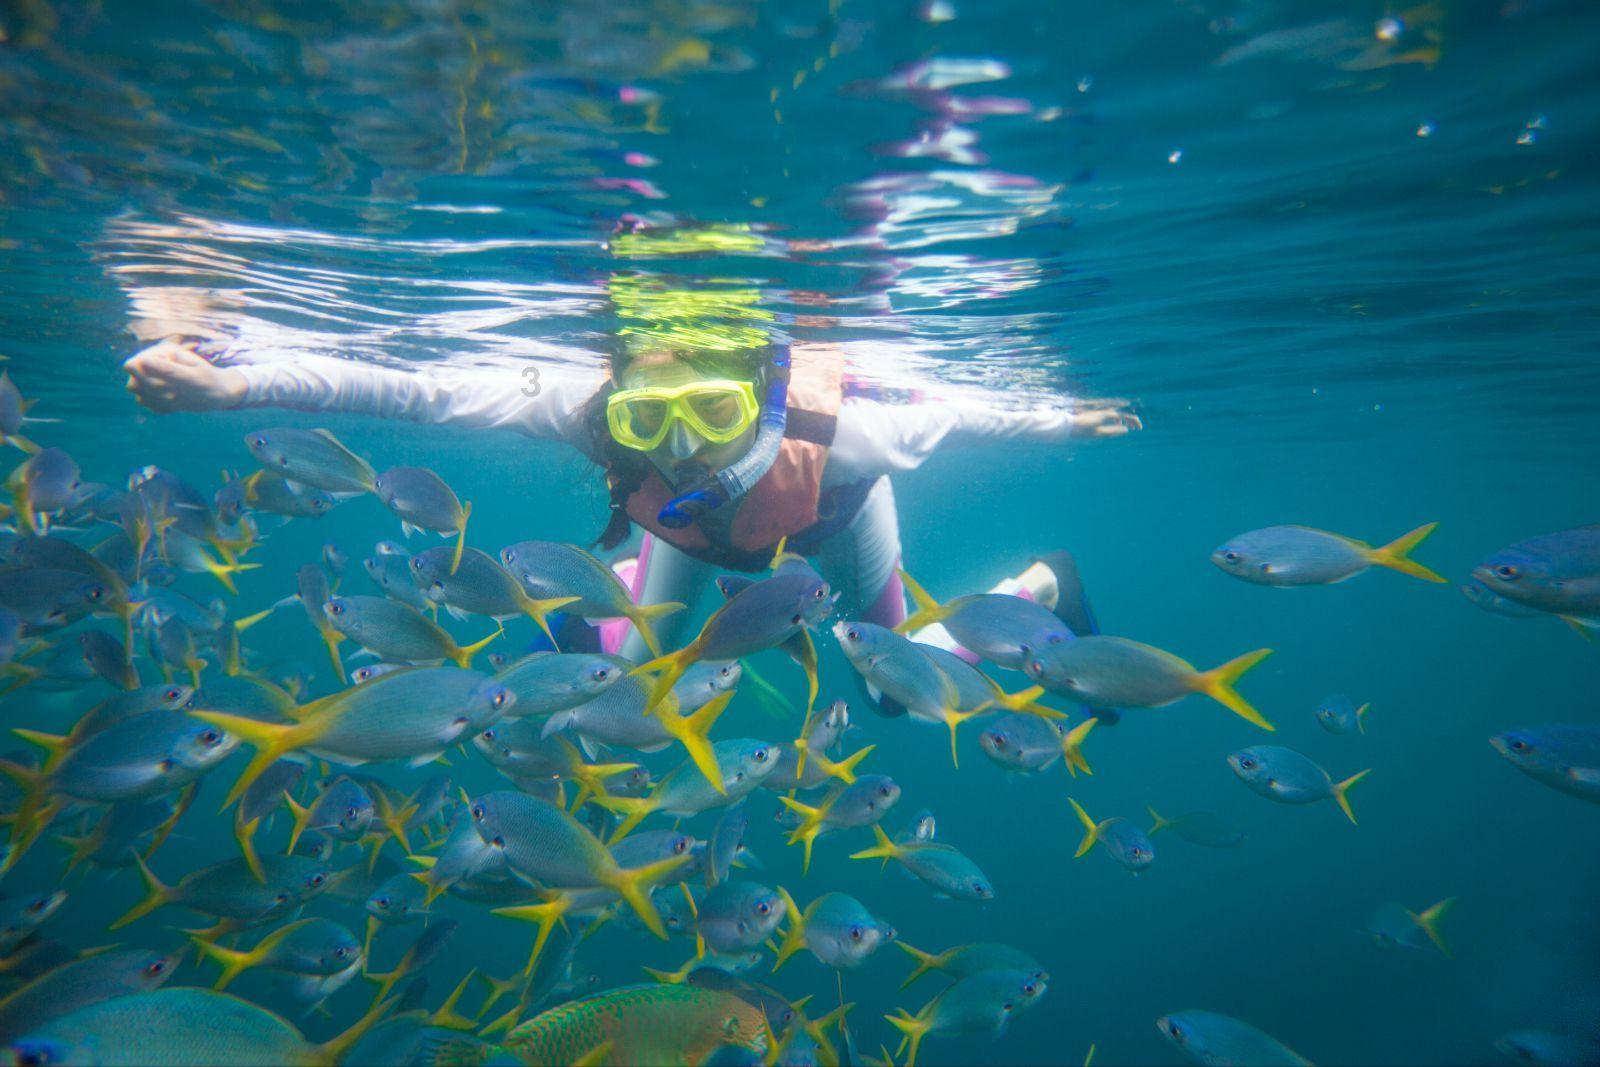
826;394;1077;481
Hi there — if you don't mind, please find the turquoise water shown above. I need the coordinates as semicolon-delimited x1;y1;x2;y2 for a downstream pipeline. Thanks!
2;1;1600;1064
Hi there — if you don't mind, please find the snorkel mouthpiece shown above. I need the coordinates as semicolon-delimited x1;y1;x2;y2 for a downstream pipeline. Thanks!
657;348;790;529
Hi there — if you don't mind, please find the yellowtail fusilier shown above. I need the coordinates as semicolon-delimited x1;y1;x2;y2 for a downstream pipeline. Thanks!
886;968;1049;1067
1068;797;1154;873
772;889;896;971
541;672;735;792
0;567;108;633
1473;526;1600;621
191;666;515;808
6;446;80;535
703;798;748;888
1026;636;1275;730
193;916;362;991
691;880;787;956
500;539;684;657
244;427;377;495
283;775;374;853
1211;523;1445;586
473;724;637;807
110;853;333;932
1365;898;1454;955
495;651;631;720
1490;724;1600;803
322;594;500;668
1158;1010;1312;1067
408;547;577;646
594;738;779;840
374;466;472;574
0;370;42;454
1315;693;1371;735
4;986;391;1067
500;983;766;1066
0;892;65;955
0;947;177;1043
778;774;901;874
632;558;836;713
468;790;690;942
236;470;338;520
1145;808;1245;849
850;825;993;901
1229;746;1371;824
895;568;1076;669
894;942;1047;991
978;713;1098;778
233;760;304;881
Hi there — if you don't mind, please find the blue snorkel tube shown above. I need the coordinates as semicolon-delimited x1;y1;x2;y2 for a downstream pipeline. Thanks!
658;348;791;529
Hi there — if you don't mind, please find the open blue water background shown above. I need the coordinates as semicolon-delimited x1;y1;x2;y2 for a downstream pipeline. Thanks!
2;0;1599;1063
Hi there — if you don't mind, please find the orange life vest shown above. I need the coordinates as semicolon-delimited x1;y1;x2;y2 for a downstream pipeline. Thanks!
624;345;845;570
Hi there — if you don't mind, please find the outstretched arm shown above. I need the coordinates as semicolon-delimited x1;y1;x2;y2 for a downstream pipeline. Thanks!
829;393;1140;479
123;338;602;445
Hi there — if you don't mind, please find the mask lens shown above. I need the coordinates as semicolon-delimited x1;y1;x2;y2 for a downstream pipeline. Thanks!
686;388;745;433
626;397;671;439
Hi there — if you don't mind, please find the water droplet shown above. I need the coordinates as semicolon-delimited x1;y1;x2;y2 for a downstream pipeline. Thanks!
1375;16;1404;41
1416;122;1435;138
1517;130;1537;146
1167;149;1183;165
1077;75;1093;93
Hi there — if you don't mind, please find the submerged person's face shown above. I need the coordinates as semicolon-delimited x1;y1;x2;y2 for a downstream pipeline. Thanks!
618;357;758;485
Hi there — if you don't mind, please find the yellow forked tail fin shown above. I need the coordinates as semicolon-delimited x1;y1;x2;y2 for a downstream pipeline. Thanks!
1355;702;1372;735
492;895;574;976
626;600;686;659
450;623;502;670
996;684;1065;720
779;793;833;875
630;644;700;711
818;744;875;786
849;824;901;869
893;568;949;636
1332;768;1372;825
1067;797;1101;859
1368;522;1446;583
654;689;733;795
885;1004;934;1067
449;501;472;577
1196;648;1274;731
942;708;984;769
1146;806;1173;836
1059;718;1097;778
593;795;657;845
893;941;944;990
188;711;317;811
603;852;693;940
108;852;174;931
520;595;580;648
1410;897;1455;956
770;886;808;972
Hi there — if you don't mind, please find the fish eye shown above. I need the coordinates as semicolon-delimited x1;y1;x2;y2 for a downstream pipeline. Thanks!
813;587;825;599
309;873;326;887
345;806;359;821
492;691;508;708
674;838;689;854
1240;757;1256;770
164;687;183;700
25;898;46;913
471;804;486;820
145;959;167;976
200;728;223;746
1509;738;1530;752
1130;847;1143;858
756;901;771;915
275;892;291;903
491;835;505;848
1494;564;1520;580
1223;550;1240;563
846;627;860;641
410;557;424;571
334;946;350;959
329;602;344;615
1168;1023;1184;1040
592;667;611;682
753;747;770;763
376;896;391;908
850;926;864;941
252;436;268;447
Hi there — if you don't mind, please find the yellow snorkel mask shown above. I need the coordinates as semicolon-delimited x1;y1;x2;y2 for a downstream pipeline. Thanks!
605;378;760;452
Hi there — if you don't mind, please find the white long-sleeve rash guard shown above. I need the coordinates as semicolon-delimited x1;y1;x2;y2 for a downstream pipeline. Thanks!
222;345;1080;484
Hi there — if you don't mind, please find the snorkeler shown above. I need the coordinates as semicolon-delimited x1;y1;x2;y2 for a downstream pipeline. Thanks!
119;225;1138;704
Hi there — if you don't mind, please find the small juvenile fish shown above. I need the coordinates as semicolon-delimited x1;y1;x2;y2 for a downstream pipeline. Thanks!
244;427;377;494
362;551;431;611
705;799;748;888
0;947;176;1043
895;941;1046;990
1229;746;1371;824
321;541;348;580
1495;1029;1600;1067
7;448;81;534
283;776;374;853
1146;808;1245;849
1491;725;1600;804
1068;797;1154;873
1366;898;1453;955
1211;523;1445;586
323;594;500;668
366;872;429;927
6;986;389;1066
500;539;684;657
779;774;901;873
979;713;1097;778
887;968;1049;1065
409;547;577;644
374;466;472;573
772;889;895;971
1315;694;1371;735
851;825;993;901
1473;526;1600;618
193;916;362;990
696;880;787;954
1027;636;1274;730
1157;1010;1312;1067
0;892;66;955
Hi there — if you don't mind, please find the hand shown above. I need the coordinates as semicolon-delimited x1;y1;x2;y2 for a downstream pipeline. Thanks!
123;339;247;414
1073;399;1142;437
